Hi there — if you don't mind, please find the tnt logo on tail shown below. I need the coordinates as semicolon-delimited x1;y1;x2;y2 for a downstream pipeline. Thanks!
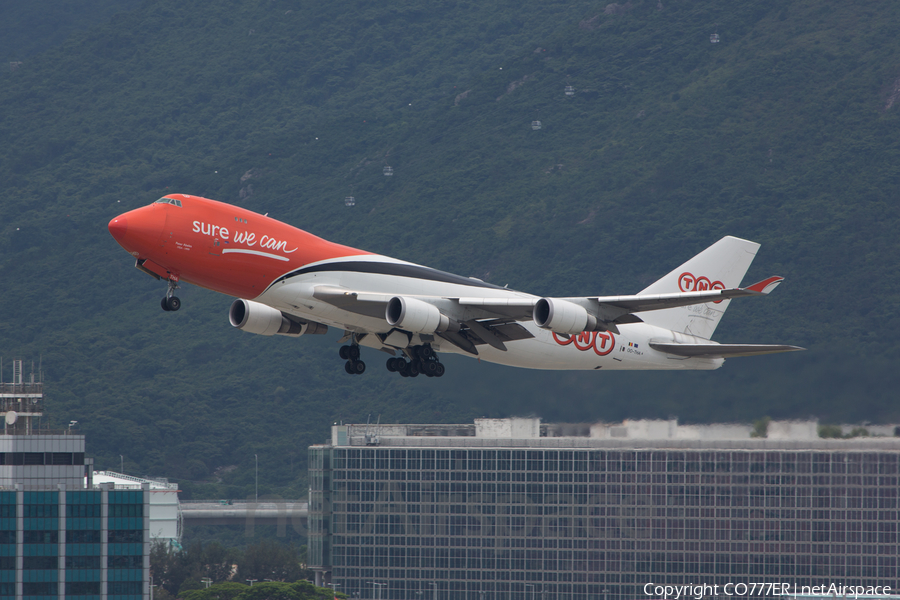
678;272;725;303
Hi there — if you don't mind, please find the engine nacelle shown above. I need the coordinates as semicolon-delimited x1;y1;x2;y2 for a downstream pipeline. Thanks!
386;296;454;333
229;299;327;336
533;298;598;334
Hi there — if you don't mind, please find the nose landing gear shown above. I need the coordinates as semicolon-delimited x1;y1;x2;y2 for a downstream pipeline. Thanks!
160;278;181;312
386;345;445;378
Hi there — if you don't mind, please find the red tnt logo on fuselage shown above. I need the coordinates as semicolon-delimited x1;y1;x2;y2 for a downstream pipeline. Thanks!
552;331;616;356
678;272;725;304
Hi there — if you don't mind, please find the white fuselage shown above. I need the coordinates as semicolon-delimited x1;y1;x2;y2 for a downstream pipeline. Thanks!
258;255;724;371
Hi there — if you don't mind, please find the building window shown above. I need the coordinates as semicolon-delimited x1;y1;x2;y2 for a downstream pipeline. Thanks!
67;582;101;595
24;556;58;569
24;504;59;518
108;555;143;569
66;530;101;543
67;504;101;518
66;555;101;569
108;529;142;543
109;582;142;595
23;582;58;595
109;504;143;517
23;530;58;544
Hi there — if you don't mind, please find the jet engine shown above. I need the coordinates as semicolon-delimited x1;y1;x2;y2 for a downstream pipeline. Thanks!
533;298;598;334
229;299;327;337
386;296;456;333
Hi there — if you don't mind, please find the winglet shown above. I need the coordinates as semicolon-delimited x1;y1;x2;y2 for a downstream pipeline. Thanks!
745;276;784;294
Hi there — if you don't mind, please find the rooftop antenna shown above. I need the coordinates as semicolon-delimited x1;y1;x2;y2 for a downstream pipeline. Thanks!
364;413;381;446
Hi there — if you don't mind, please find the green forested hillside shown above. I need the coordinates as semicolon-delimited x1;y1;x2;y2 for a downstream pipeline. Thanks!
1;0;899;501
0;0;143;59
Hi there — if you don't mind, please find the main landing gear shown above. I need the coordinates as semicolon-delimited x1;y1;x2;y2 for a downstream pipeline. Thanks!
160;278;181;312
386;345;445;378
339;344;366;375
339;343;445;377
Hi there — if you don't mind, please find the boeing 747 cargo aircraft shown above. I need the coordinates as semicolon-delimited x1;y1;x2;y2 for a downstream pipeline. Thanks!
109;194;802;377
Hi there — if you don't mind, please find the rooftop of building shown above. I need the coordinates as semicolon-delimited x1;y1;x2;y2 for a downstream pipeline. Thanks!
324;417;900;450
92;470;179;491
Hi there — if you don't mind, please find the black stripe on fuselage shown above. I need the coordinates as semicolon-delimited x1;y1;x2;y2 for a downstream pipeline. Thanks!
266;260;505;292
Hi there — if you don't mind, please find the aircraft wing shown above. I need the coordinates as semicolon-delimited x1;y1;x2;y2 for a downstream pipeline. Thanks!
312;286;394;319
455;277;785;321
313;286;537;320
311;286;534;354
586;276;784;314
312;277;784;324
649;342;805;358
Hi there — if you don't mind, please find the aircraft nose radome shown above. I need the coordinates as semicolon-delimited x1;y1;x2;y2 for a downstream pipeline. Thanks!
108;216;128;242
108;206;166;251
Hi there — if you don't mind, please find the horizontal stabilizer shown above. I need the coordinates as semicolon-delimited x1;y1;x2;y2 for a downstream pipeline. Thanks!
649;342;805;359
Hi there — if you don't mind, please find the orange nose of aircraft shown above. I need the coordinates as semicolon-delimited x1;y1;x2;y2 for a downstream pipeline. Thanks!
108;215;128;241
108;206;166;254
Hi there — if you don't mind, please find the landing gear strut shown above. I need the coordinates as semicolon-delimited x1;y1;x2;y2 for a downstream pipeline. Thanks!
339;342;365;375
160;278;181;312
386;345;445;378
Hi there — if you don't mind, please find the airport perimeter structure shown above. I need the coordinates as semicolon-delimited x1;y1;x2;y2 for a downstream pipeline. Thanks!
308;418;900;600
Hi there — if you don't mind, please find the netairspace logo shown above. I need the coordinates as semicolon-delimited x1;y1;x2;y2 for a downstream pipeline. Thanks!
642;582;892;599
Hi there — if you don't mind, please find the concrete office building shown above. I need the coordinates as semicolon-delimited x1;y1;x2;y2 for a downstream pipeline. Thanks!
92;472;180;548
309;418;900;600
1;360;150;600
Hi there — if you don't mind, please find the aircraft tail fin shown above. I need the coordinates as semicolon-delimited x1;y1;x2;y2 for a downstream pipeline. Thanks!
637;236;760;339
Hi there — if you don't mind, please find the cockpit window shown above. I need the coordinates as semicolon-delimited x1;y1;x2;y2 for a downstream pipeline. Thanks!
154;197;183;207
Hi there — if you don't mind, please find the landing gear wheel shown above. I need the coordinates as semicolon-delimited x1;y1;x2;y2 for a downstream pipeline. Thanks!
424;361;439;376
344;359;365;374
386;358;398;372
345;361;354;374
162;277;181;311
435;363;446;377
348;345;360;360
339;346;351;360
419;345;435;359
408;361;420;377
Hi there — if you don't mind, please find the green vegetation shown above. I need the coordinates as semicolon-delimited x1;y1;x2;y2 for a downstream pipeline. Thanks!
750;416;771;439
151;540;313;596
1;0;900;509
182;581;338;600
818;424;871;438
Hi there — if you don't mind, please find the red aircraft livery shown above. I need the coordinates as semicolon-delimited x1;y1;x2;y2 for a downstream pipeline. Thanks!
109;194;803;378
